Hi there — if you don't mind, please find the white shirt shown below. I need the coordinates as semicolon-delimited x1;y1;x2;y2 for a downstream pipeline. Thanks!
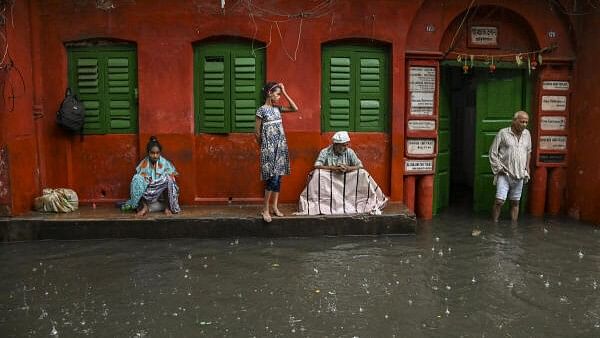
489;127;531;181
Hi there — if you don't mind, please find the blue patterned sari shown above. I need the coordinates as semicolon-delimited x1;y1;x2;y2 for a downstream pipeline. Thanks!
123;156;180;213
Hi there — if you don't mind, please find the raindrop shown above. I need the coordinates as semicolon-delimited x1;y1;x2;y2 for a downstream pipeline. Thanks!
471;276;477;284
544;281;550;288
203;264;208;269
447;248;452;253
445;307;450;315
543;228;549;234
187;253;192;260
384;314;389;319
445;285;452;290
408;299;413;306
592;280;598;290
313;267;319;274
435;237;440;242
359;307;364;312
578;250;584;259
507;282;514;289
417;254;422;259
559;296;569;303
438;250;444;257
575;277;580;282
431;246;435;252
50;326;58;336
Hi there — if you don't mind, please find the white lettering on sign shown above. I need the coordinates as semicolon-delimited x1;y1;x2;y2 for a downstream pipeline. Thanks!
541;96;567;111
540;116;566;131
409;67;436;92
410;92;434;115
539;135;567;150
542;81;570;91
470;26;498;45
408;120;436;131
405;159;434;172
407;139;436;155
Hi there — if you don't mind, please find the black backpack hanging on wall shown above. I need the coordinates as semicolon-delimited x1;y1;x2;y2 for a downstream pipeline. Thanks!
56;88;86;133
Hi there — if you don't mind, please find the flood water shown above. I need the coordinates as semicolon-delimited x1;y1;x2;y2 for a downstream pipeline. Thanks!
1;213;599;337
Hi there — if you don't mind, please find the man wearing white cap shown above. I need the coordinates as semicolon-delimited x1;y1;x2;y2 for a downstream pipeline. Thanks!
314;131;363;173
296;131;388;215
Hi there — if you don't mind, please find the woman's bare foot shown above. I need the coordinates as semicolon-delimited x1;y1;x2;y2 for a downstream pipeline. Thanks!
136;203;149;217
164;208;173;216
261;211;272;223
272;207;284;217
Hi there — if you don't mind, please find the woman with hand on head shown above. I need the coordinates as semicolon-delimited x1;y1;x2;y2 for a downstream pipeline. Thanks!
255;82;298;222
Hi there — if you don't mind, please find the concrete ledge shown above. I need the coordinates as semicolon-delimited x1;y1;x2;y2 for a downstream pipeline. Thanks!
0;203;416;241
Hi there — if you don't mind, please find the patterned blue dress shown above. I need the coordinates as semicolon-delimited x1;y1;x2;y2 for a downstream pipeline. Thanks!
256;105;290;180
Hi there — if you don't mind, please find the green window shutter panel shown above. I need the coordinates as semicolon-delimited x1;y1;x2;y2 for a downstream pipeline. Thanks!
199;53;229;132
356;53;387;131
106;51;137;133
231;51;263;132
69;47;137;134
322;50;353;131
72;53;104;134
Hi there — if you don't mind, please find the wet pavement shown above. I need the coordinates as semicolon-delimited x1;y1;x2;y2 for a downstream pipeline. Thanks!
1;211;599;337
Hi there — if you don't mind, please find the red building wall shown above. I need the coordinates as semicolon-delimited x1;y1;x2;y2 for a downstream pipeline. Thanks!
3;0;591;218
568;10;600;223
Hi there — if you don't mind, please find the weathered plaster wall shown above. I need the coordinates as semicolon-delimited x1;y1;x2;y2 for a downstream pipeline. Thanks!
568;9;600;224
3;0;582;216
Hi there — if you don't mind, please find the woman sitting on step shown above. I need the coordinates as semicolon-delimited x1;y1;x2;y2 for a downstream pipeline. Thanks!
122;136;181;216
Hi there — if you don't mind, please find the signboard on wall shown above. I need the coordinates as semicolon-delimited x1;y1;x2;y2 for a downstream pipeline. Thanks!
407;139;436;155
405;159;434;173
541;96;567;111
542;81;570;91
469;26;498;47
410;92;434;115
408;120;436;131
540;116;566;131
539;136;567;150
409;67;436;92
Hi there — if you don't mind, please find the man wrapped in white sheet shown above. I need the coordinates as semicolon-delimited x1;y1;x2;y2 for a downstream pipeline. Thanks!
296;131;388;215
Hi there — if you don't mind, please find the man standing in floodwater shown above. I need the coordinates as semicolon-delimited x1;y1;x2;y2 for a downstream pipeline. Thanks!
489;111;532;222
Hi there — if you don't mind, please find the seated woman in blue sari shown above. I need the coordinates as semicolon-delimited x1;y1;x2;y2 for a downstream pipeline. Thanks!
122;136;181;216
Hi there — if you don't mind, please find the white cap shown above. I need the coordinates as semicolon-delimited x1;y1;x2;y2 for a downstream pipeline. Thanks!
332;131;350;144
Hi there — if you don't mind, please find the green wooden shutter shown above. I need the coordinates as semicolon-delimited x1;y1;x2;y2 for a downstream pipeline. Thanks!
71;52;104;133
356;51;387;131
323;48;353;131
231;50;264;132
69;46;137;134
198;52;229;132
105;51;137;133
322;45;388;132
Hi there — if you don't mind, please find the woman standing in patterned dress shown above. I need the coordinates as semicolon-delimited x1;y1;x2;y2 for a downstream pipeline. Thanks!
255;82;298;222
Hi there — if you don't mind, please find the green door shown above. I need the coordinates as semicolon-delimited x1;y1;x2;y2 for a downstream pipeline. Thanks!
433;69;451;215
473;69;531;214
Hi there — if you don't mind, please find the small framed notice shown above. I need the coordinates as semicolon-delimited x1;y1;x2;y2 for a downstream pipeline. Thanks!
408;120;436;131
541;96;567;111
407;139;436;155
542;81;570;91
539;135;567;151
540;116;566;131
468;25;498;48
405;159;434;173
410;92;434;115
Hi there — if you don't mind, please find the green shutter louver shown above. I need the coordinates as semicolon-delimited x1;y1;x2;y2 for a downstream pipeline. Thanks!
232;54;262;131
195;41;264;133
68;46;138;134
106;53;136;132
200;54;228;132
357;54;386;131
322;44;388;132
75;57;103;133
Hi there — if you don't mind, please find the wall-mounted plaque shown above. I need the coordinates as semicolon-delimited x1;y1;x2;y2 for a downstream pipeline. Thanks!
408;120;436;131
407;139;435;155
409;67;436;92
405;159;434;172
410;92;434;115
539;154;566;163
542;81;570;91
541;96;567;111
539;135;567;150
469;26;498;47
540;116;566;131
